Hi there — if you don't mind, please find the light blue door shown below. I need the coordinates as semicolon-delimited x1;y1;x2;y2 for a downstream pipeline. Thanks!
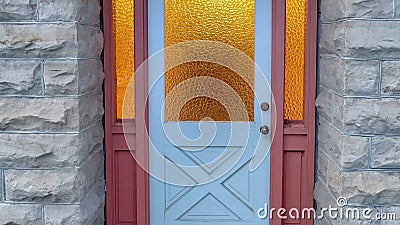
148;0;272;224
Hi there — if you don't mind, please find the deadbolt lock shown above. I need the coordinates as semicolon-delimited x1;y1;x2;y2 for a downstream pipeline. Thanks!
260;125;269;135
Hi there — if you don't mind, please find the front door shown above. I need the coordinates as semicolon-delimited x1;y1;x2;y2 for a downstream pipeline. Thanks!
148;0;272;224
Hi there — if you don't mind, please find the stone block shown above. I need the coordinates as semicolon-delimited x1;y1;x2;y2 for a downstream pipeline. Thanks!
317;152;329;184
0;132;84;168
0;204;42;225
371;136;400;168
77;25;103;58
0;90;103;132
345;0;393;19
0;24;78;58
343;60;379;95
43;59;104;95
43;179;104;225
341;135;370;169
43;60;77;95
321;21;400;59
0;60;42;95
320;0;393;21
381;61;400;95
318;122;369;169
0;169;2;200
78;150;104;198
396;0;400;18
0;24;102;58
343;98;400;135
319;57;345;93
0;0;37;21
80;179;105;225
39;0;100;25
319;22;345;56
79;89;104;130
320;0;345;22
0;122;102;168
5;169;80;203
319;57;379;96
316;88;333;123
314;179;337;211
4;150;103;203
327;161;342;198
85;122;104;158
332;94;345;131
0;97;80;132
345;21;400;59
44;205;81;225
342;171;400;205
318;123;342;165
318;169;398;219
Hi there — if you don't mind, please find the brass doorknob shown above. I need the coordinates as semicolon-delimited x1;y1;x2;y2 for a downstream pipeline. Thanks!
260;126;269;135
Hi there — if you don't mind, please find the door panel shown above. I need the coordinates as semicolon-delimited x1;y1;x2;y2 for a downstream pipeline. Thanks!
116;150;136;223
148;1;271;225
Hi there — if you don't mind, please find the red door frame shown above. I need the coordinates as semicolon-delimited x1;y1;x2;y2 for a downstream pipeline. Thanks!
104;0;317;224
270;0;317;225
104;0;149;224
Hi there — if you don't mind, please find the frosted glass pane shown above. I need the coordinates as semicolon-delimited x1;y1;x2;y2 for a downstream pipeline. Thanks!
114;0;135;119
284;0;307;121
165;0;255;122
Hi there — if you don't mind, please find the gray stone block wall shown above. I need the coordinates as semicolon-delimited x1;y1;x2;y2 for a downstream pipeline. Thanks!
316;0;400;224
0;0;104;224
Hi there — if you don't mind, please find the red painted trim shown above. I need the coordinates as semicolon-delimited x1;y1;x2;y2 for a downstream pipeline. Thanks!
270;0;286;225
305;0;318;224
103;0;116;223
134;0;149;224
283;127;308;135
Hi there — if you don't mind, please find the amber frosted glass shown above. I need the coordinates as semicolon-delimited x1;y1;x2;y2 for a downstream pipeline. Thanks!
113;0;134;119
284;0;307;121
165;0;255;121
